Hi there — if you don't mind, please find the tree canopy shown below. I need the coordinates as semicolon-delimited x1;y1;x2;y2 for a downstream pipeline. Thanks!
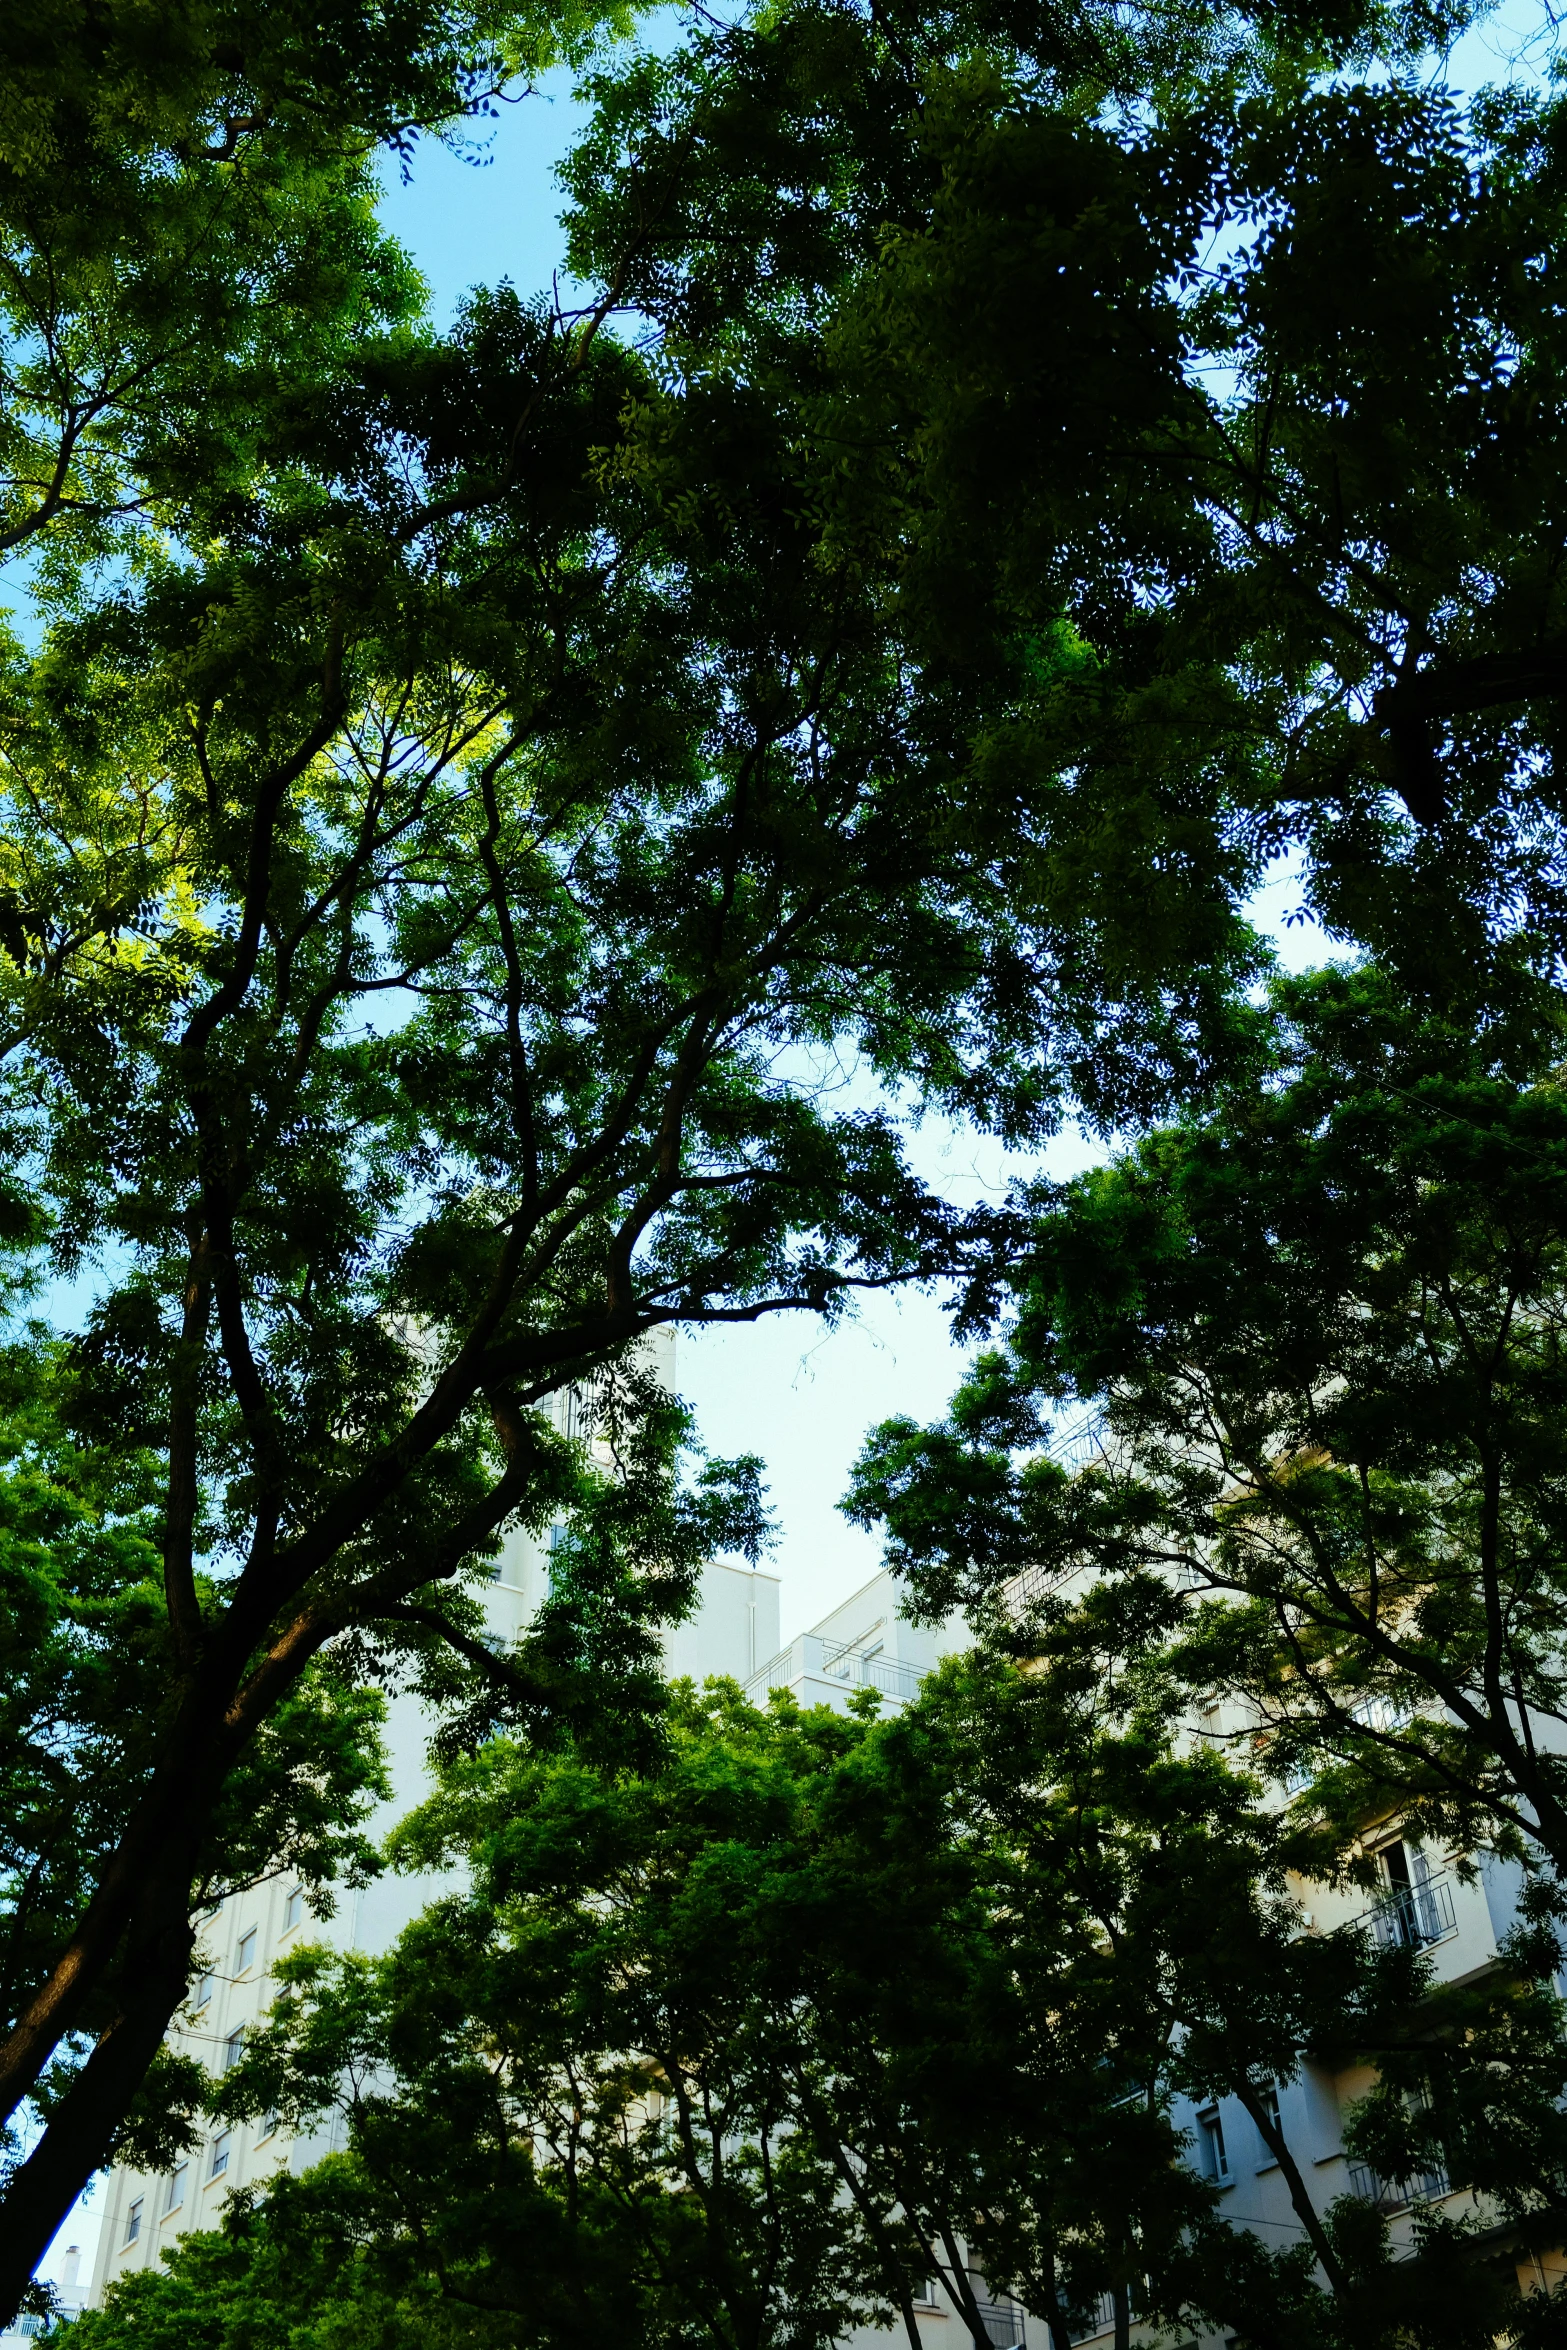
63;1666;1567;2350
565;0;1567;993
846;967;1567;1873
8;0;1567;2309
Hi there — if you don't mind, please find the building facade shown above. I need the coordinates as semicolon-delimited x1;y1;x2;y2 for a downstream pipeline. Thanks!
1150;1697;1567;2349
743;1568;964;1714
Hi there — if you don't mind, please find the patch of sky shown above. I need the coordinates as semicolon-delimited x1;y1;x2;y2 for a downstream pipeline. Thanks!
1445;0;1558;85
377;71;594;332
375;3;693;332
678;856;1330;1635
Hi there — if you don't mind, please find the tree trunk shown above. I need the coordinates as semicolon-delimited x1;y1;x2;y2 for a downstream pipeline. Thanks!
1233;2077;1348;2299
0;1903;195;2322
1035;2237;1076;2350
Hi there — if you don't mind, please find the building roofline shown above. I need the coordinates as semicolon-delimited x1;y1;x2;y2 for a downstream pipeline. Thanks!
803;1567;897;1639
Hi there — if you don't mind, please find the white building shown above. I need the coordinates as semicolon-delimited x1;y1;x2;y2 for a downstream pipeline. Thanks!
743;1570;964;1714
995;1532;1567;2345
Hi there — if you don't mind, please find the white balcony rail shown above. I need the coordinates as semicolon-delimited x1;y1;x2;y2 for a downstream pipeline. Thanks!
2;2307;82;2343
997;1416;1111;1620
971;2291;1028;2350
1066;2292;1116;2344
1352;1873;1457;1953
744;1635;923;1706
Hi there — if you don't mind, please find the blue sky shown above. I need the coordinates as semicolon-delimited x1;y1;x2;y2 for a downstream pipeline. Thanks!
377;72;593;328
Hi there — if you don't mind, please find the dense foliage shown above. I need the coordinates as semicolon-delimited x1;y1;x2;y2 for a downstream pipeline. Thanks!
9;0;1567;2307
63;1669;1567;2350
0;0;1277;2290
565;0;1567;997
0;0;639;564
847;971;1567;1879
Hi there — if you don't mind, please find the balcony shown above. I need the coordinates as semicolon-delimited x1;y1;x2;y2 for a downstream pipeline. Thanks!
744;1632;923;1710
1347;2160;1450;2212
971;2293;1028;2350
1354;1873;1457;1952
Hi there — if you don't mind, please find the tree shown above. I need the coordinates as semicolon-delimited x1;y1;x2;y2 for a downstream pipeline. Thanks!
0;0;639;565
567;3;1567;1007
845;963;1567;1877
64;1672;1194;2349
0;0;1326;2289
878;1649;1567;2350
72;1691;911;2350
9;0;1567;2299
65;1662;1567;2349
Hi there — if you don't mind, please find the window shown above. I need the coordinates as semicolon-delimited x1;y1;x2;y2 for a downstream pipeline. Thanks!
1259;2083;1283;2152
1381;1839;1414;1891
164;2162;188;2215
258;2110;279;2142
283;1885;304;1933
235;1926;256;1973
192;1970;214;2008
224;2026;245;2074
209;2131;230;2179
1352;1691;1414;1735
1197;2106;1230;2183
125;2199;143;2245
914;2279;941;2309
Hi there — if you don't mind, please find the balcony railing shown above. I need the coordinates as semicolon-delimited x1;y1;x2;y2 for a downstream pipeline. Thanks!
1355;1873;1457;1953
2;2309;82;2343
744;1636;923;1707
747;1645;796;1692
971;2293;1027;2350
1347;2160;1450;2211
999;1560;1076;1616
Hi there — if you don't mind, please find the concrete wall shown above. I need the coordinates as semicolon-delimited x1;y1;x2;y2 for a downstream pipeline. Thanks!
664;1558;781;1686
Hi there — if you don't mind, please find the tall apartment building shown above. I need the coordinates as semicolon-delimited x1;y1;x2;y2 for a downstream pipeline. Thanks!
991;1503;1567;2346
1152;1692;1567;2349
